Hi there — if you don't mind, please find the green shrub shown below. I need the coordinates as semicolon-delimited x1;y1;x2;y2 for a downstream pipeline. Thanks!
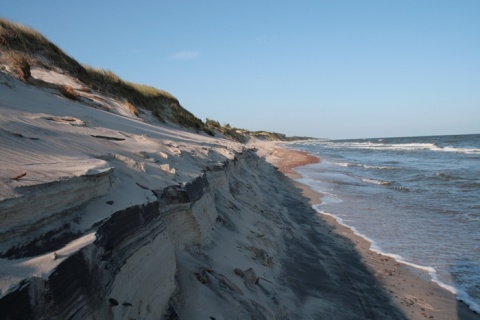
206;118;221;128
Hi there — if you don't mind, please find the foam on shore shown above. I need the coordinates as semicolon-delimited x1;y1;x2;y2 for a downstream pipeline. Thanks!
273;145;480;319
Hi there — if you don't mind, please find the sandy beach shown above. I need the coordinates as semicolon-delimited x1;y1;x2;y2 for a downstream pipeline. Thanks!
270;145;480;320
2;7;479;319
269;147;322;206
1;31;479;318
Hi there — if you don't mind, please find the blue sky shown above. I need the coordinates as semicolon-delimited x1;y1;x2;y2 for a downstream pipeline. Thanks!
2;1;479;139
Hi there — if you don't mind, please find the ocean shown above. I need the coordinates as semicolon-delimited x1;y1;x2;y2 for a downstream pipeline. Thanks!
289;134;480;312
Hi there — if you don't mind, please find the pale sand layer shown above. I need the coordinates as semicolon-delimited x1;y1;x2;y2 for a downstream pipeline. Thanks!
271;146;480;320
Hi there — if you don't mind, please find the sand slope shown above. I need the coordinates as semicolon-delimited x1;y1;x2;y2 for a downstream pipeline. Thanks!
1;67;477;319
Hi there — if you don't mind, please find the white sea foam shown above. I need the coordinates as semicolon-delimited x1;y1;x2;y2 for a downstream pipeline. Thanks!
360;177;392;185
333;162;398;170
362;164;398;170
313;207;480;313
314;207;376;244
333;162;351;167
463;213;480;222
293;135;480;313
314;208;461;294
317;141;438;151
296;178;343;204
457;289;480;314
314;208;346;225
309;141;480;154
441;146;480;155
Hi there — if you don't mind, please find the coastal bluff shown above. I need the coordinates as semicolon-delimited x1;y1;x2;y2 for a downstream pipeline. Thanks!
1;17;478;320
0;72;403;319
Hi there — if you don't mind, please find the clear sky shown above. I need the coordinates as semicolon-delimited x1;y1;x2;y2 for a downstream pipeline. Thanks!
2;1;479;139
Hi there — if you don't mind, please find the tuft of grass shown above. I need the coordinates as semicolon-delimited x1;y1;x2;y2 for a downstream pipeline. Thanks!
125;101;139;116
6;51;31;82
12;53;32;82
0;19;48;51
126;81;176;100
59;85;80;100
204;118;250;142
0;18;86;77
205;118;221;128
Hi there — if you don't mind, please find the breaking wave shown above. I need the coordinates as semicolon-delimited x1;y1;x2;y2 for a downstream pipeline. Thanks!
310;141;480;155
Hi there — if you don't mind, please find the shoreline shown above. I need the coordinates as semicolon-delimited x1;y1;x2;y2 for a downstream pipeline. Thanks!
270;145;480;320
270;147;322;206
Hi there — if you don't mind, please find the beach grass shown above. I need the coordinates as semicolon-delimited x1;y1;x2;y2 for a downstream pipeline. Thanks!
1;17;312;142
5;51;31;82
0;18;205;132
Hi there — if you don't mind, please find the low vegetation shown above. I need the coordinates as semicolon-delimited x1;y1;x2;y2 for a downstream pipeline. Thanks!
5;51;31;82
0;18;203;131
0;18;314;142
205;119;249;142
204;118;314;143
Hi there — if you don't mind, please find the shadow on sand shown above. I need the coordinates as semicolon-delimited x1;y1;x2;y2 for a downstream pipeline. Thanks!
272;167;408;319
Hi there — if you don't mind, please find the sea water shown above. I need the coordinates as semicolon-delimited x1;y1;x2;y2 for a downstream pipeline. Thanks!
290;134;480;312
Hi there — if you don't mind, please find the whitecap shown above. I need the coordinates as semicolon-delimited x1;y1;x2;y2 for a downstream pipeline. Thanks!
323;141;480;154
333;162;351;167
361;164;399;170
360;177;392;185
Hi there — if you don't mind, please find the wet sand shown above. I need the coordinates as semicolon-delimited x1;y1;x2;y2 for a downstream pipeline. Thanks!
272;146;480;320
271;148;322;206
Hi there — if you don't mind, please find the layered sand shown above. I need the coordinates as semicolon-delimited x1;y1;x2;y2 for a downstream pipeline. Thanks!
269;145;479;320
1;66;479;319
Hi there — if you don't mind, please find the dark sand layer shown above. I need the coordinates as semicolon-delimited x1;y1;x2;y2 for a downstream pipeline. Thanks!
272;146;480;320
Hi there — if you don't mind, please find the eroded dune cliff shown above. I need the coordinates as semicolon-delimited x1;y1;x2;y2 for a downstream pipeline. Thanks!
0;62;406;320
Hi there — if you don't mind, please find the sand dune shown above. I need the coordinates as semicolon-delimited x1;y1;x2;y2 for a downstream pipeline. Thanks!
1;65;478;319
